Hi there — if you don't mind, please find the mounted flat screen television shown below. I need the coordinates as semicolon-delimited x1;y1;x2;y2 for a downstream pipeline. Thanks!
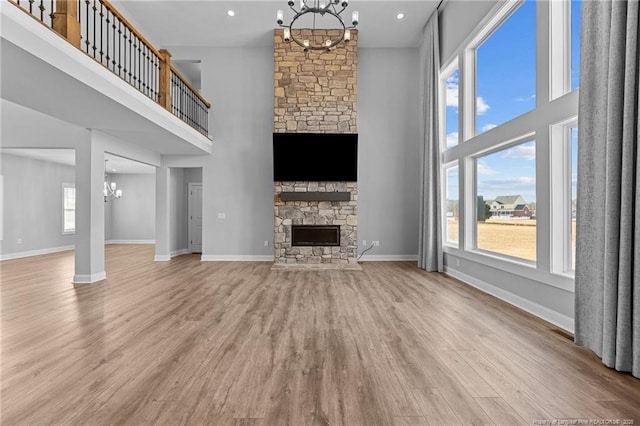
273;133;358;182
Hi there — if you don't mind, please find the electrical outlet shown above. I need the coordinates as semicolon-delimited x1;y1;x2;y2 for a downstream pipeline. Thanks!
362;240;367;246
373;240;380;247
264;241;269;247
217;212;226;219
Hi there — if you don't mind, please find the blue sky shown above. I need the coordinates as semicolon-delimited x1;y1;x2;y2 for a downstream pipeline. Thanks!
445;0;581;205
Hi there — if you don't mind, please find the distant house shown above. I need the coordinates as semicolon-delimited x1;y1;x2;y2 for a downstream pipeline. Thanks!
486;195;528;217
513;204;531;218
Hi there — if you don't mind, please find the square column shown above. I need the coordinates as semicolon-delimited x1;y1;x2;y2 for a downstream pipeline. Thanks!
73;131;105;283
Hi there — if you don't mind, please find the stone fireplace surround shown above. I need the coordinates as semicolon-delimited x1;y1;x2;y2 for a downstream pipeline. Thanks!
273;181;358;267
272;29;358;268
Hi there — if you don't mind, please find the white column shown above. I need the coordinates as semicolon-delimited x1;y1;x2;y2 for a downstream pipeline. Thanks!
73;131;105;283
154;163;171;261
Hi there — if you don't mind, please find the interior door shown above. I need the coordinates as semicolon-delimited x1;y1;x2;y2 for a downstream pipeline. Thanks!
188;183;203;253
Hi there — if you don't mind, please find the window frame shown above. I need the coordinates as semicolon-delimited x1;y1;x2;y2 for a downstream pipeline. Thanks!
62;182;76;235
443;161;460;248
439;0;578;292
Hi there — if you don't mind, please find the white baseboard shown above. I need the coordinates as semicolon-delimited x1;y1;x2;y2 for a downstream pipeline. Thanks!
154;249;190;262
73;271;107;284
359;254;418;261
444;267;575;333
106;240;155;245
201;255;275;262
0;245;74;261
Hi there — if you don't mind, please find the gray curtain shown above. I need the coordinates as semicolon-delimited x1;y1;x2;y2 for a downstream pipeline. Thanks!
417;10;443;272
575;0;640;378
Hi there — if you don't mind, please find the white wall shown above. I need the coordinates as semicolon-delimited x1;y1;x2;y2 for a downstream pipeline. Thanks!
0;154;75;256
107;173;155;242
161;46;422;260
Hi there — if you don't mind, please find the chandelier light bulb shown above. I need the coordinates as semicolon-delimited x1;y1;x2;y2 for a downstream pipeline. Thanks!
341;0;348;8
319;1;326;9
325;39;332;47
300;0;305;10
344;29;351;42
352;10;358;25
110;182;117;191
116;189;123;198
283;28;291;42
276;9;284;24
303;39;310;48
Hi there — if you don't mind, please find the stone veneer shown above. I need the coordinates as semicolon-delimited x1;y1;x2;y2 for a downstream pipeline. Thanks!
273;29;358;266
274;182;358;265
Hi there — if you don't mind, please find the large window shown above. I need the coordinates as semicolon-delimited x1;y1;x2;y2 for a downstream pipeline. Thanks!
476;0;536;135
443;68;459;148
571;0;581;90
445;164;459;245
441;0;579;289
62;184;75;234
476;141;536;261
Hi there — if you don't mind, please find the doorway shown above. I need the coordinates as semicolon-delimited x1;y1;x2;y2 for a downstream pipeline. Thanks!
188;182;203;253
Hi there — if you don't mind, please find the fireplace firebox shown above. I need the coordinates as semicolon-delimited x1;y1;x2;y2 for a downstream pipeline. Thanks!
291;225;340;247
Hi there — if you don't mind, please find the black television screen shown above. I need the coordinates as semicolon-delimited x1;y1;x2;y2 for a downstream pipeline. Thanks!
273;133;358;182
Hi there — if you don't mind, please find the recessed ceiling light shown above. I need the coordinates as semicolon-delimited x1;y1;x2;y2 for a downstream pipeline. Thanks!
112;169;117;172
396;12;405;20
227;10;235;17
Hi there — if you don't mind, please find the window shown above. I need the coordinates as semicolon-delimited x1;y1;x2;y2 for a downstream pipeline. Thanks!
570;127;578;269
571;0;581;90
443;68;459;148
475;140;536;262
476;0;536;135
62;184;75;234
445;165;459;245
440;0;579;289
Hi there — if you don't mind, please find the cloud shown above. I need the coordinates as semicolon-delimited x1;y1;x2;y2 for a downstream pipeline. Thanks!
476;96;490;115
446;132;458;148
481;123;497;132
482;177;536;186
446;74;458;107
502;144;536;161
477;162;499;176
444;73;490;115
515;94;536;102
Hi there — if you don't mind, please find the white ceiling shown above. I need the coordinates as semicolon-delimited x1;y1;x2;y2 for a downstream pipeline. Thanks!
111;1;439;49
1;149;156;174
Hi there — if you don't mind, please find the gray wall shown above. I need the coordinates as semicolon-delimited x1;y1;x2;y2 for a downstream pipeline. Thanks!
358;48;420;257
439;0;497;65
0;153;75;255
170;167;186;254
107;173;155;242
165;46;421;258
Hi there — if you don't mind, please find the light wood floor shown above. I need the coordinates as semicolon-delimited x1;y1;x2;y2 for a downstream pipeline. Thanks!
1;245;638;425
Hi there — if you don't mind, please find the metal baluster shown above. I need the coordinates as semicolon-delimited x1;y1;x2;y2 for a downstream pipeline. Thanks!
128;28;133;84
39;0;44;22
84;0;89;52
137;39;141;90
123;28;129;83
49;0;54;26
91;0;97;58
105;8;110;67
99;1;104;63
111;14;116;71
28;0;34;14
117;21;122;76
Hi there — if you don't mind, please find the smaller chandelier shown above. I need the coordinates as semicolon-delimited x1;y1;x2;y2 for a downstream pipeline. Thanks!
276;0;358;52
103;160;123;203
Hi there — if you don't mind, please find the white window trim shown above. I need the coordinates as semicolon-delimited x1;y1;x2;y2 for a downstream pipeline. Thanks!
62;182;75;235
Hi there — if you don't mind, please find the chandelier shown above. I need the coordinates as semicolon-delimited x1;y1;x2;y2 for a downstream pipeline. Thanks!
103;160;123;202
276;0;359;52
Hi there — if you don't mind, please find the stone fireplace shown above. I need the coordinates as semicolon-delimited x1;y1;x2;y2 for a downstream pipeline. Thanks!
273;29;358;268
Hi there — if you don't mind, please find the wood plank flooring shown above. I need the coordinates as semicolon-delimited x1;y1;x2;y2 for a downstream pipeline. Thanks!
1;245;638;425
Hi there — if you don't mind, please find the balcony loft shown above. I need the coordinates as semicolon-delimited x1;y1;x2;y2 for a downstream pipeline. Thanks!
1;0;212;155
